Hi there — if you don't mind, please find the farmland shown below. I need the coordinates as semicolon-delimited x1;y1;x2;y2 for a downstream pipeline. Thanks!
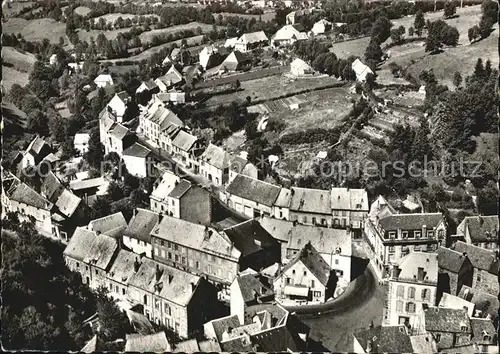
3;18;71;46
2;66;30;91
139;22;222;43
2;0;36;17
76;27;132;42
2;46;37;73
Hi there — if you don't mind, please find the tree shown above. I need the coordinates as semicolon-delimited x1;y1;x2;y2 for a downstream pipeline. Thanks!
408;26;414;37
453;71;462;88
365;40;383;62
95;287;131;342
365;72;376;90
27;109;49;135
443;1;457;18
468;25;480;43
478;0;498;38
411;116;432;161
84;128;104;170
61;138;76;159
390;26;405;44
370;16;392;43
425;20;459;52
473;58;484;79
414;10;425;36
476;181;498;215
90;197;111;219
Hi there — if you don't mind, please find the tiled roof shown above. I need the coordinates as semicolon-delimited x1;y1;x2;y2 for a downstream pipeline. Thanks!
279;242;331;286
470;318;497;345
108;249;138;285
109;123;131;140
205;314;241;341
331;187;369;211
171;130;197;152
290;58;312;72
458;285;499;320
353;326;413;353
369;195;396;220
88;212;127;235
352;58;373;78
123;142;151;158
26;135;49;156
84;234;118;270
223;219;279;258
124;208;159;243
173;339;199;352
150;171;180;202
272;25;307;41
424;307;470;333
63;227;97;261
235;274;274;303
453;241;499;275
69;177;108;191
226;174;281;207
125;332;171;352
151;215;240;260
458;215;498;243
238;31;268;44
438;293;474;317
55;189;82;218
41;171;64;203
10;182;53;210
379;213;444;231
198;339;221;352
200;143;229;169
116;90;130;102
395;251;439;283
224;37;238;47
94;74;113;84
128;257;201;306
274;188;292;208
157;66;183;86
168;179;191;199
437;246;467;273
143;79;158;90
103;225;127;239
409;333;436;353
290;187;330;214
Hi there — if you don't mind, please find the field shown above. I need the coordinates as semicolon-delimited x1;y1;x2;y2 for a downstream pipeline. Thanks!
2;46;37;73
216;11;276;22
139;22;222;43
3;18;72;47
204;75;342;107
77;27;132;42
2;0;36;17
74;6;92;16
1;66;30;92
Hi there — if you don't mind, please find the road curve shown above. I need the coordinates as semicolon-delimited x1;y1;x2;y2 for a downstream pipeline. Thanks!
282;263;377;317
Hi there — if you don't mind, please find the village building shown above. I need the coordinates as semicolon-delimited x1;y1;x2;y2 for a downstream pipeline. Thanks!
155;66;184;92
135;79;159;95
150;170;180;214
199;45;228;70
224;37;238;48
138;100;183;150
218;51;251;73
103;122;135;155
365;199;446;279
271;24;308;47
438;292;475;317
458;285;499;324
466;318;499;353
123;208;160;258
69;177;109;206
353;325;430;353
63;227;98;283
273;242;335;304
107;91;131;123
74;133;90;155
228;155;258;183
171;129;200;170
155;91;186;105
165;179;212;225
87;212;127;236
124;332;171;352
352;58;374;82
199;143;230;186
290;58;314;76
452;241;499;296
230;274;274;324
150;215;241;288
259;217;352;282
384;252;438;329
436;246;473;296
122;142;153;178
454;215;498;250
419;307;472;350
234;31;269;52
21;136;51;169
94;74;114;88
311;19;332;35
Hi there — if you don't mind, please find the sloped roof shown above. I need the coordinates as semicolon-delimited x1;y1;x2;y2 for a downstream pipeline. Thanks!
424;307;470;333
109;123;131;140
352;58;373;79
224;51;248;64
205;314;241;341
84;234;118;270
369;195;396;220
123;142;151;158
235;274;273;303
151;215;240;261
353;326;413;353
26;136;49;156
173;339;199;352
290;187;330;214
275;188;292;208
470;318;497;345
224;37;238;48
459;215;498;243
438;292;475;317
458;285;498;319
69;177;108;191
94;74;113;84
238;31;268;44
158;66;183;86
116;90;130;102
198;339;221;352
63;227;97;261
290;58;312;72
41;170;64;203
230;156;248;173
168;179;192;199
55;189;82;218
108;249;138;285
272;25;307;41
226;174;281;207
437;246;467;273
150;170;180;202
395;251;438;283
331;187;369;211
223;219;279;258
379;213;444;231
124;208;160;243
200;143;229;169
453;241;499;275
74;133;90;145
279;242;331;286
171;130;197;152
140;79;158;91
10;182;53;210
125;332;171;352
88;212;127;235
145;104;184;130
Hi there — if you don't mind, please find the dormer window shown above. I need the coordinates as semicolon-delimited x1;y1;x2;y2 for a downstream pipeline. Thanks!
461;326;468;332
389;231;396;239
427;231;434;238
415;231;421;238
402;231;408;239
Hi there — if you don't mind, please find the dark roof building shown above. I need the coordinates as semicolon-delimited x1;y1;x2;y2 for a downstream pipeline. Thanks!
453;241;499;275
226;175;281;207
353;325;414;353
124;208;160;244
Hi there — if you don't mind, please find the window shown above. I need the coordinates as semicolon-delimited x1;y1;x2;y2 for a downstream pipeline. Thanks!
115;285;119;293
95;269;99;275
396;285;404;298
335;259;339;265
408;287;416;299
438;230;444;238
164;303;171;316
402;231;408;238
303;271;307;276
389;231;396;239
406;302;416;313
161;249;166;258
334;219;339;225
427;231;434;238
388;246;395;254
303;216;307;223
161;240;164;246
109;283;113;290
182;256;186;264
396;300;403;312
311;280;315;288
175;255;179;262
334;210;339;216
168;252;172;260
155;248;159;256
321;218;326;225
477;273;481;282
312;217;316;225
154;298;159;310
86;266;89;271
208;265;212;274
286;277;291;284
435;334;441;342
341;210;347;217
292;270;296;274
342;219;346;227
421;289;429;300
143;295;148;305
196;261;200;269
76;262;80;268
167;242;172;249
415;231;421;238
314;291;321;297
122;288;125;295
174;244;179;251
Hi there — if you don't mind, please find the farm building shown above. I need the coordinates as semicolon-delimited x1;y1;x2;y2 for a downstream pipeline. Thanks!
271;24;308;47
218;51;251;73
155;66;184;92
94;74;114;88
136;79;159;94
234;31;269;52
311;19;332;35
290;58;314;77
351;59;373;83
74;133;90;155
224;37;238;48
199;45;229;70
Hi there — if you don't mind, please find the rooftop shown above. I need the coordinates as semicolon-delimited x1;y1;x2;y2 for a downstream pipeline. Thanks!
108;249;140;285
205;314;241;341
150;170;180;202
173;339;199;353
453;241;499;275
226;175;281;207
223;219;279;258
379;213;444;232
123;142;151;158
168;179;192;199
63;227;97;262
124;208;160;243
424;307;470;333
69;177;108;191
438;293;475;317
458;215;498;243
394;251;438;284
171;130;197;152
200;143;229;169
353;325;413;353
470;318;497;345
10;182;53;210
437;246;468;273
290;187;331;214
88;212;127;235
458;285;499;319
84;234;118;270
238;31;268;44
41;170;64;202
235;274;274;303
125;332;171;352
55;189;82;218
279;242;331;286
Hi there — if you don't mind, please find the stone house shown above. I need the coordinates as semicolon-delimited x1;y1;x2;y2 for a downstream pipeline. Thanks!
436;246;473;297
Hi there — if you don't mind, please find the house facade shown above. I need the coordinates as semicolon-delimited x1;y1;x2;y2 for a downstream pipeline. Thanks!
107;91;130;123
199;143;230;186
271;24;308;47
436;246;473;296
122;142;153;178
122;208;160;258
234;31;269;52
150;170;180;214
21;136;51;169
167;179;212;225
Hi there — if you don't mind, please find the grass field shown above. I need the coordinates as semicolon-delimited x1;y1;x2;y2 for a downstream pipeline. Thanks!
139;22;222;43
3;18;72;47
2;46;37;73
216;11;276;22
2;0;36;17
74;6;92;16
77;27;132;42
2;66;30;91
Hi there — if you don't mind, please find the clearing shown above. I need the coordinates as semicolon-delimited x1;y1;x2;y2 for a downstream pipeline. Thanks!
74;6;92;17
77;27;132;42
139;22;223;44
2;66;30;92
3;18;72;47
2;46;37;73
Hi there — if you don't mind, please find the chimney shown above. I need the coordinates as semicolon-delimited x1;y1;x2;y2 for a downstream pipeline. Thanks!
158;212;163;222
392;265;399;279
133;257;140;272
155;264;162;282
479;216;484;226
